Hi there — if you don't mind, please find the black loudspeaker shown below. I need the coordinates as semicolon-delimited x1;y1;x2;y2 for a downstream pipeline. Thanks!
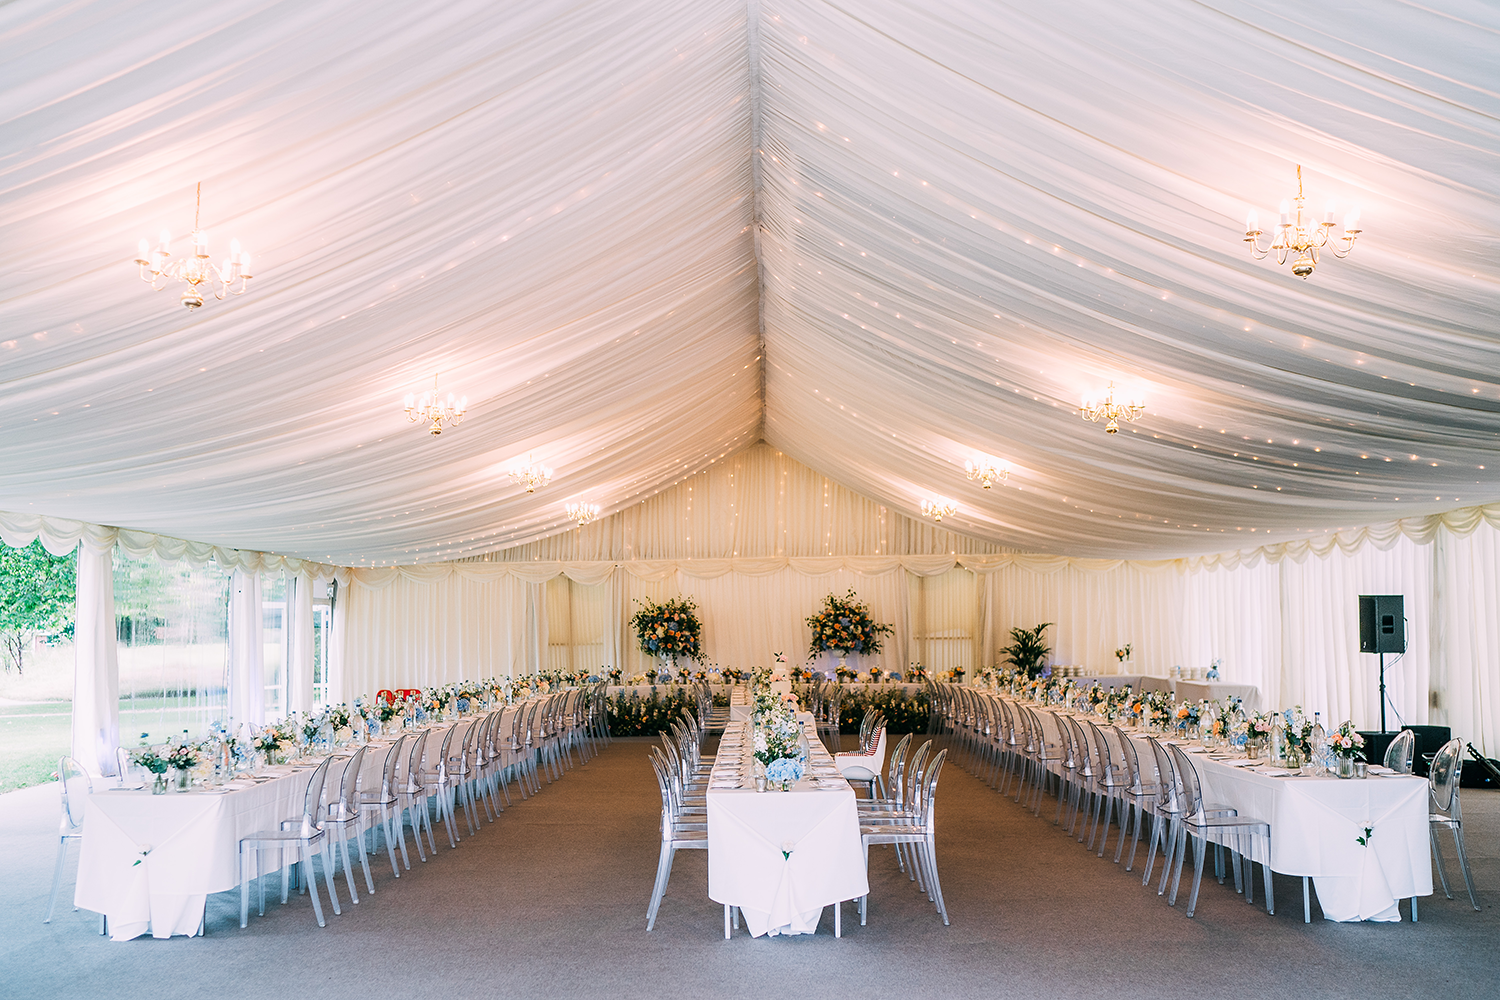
1358;595;1406;653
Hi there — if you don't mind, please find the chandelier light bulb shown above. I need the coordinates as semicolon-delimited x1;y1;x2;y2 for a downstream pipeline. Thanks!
566;502;600;526
921;498;957;522
1080;382;1145;434
404;375;466;435
135;185;250;308
1244;165;1359;279
508;454;553;493
965;457;1008;489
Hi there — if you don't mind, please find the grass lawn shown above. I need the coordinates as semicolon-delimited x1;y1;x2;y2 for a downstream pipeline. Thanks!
0;700;216;793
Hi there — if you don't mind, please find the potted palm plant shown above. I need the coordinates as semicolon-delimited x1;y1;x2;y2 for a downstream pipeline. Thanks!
1001;623;1052;679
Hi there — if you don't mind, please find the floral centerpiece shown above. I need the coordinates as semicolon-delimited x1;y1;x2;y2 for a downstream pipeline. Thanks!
805;589;893;663
1331;721;1365;760
753;703;805;790
131;741;170;775
630;596;703;672
1114;643;1132;664
1174;700;1203;733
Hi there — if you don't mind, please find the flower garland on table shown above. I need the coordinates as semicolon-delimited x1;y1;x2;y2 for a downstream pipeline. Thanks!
629;595;703;666
753;703;805;788
805;589;893;659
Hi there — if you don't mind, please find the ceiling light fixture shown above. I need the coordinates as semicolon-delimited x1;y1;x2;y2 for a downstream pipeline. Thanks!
134;183;252;308
1080;382;1145;434
1244;165;1360;279
921;498;957;522
508;454;553;493
566;502;600;526
404;376;467;435
965;458;1007;489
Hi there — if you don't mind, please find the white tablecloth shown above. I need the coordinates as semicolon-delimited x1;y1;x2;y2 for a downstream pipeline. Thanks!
994;695;1430;922
706;718;867;936
728;685;752;723
1173;680;1261;712
74;709;515;940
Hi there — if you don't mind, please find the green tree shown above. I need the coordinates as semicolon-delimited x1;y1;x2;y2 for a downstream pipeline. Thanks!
0;540;77;674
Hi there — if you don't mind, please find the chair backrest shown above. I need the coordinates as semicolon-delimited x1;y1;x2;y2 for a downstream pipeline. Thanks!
376;689;397;705
1168;743;1205;820
1145;737;1180;814
336;745;369;811
398;728;430;791
58;756;92;834
1084;719;1116;781
374;734;407;796
917;748;948;828
1111;724;1143;790
1384;729;1415;773
300;756;334;831
1429;738;1463;817
903;740;933;813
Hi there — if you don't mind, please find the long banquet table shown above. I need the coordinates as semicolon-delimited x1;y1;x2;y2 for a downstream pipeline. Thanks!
705;714;867;936
983;692;1430;922
75;706;523;940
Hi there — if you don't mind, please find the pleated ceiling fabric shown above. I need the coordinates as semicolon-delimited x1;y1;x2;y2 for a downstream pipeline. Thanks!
0;0;1497;565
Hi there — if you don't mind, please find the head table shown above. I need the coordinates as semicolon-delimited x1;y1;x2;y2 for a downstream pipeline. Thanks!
75;705;525;941
706;714;868;937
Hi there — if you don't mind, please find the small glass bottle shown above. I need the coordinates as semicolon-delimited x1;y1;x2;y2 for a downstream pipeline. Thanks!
1311;712;1328;775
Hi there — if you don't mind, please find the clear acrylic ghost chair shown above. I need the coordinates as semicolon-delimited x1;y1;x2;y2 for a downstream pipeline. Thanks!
44;756;93;926
1165;743;1274;917
1429;738;1480;910
1111;725;1162;870
416;724;462;848
1384;729;1416;774
393;728;436;863
860;748;950;926
645;750;713;932
358;734;408;878
322;745;375;901
240;755;340;928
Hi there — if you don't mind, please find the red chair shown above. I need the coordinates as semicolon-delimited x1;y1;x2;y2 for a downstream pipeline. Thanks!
377;690;398;706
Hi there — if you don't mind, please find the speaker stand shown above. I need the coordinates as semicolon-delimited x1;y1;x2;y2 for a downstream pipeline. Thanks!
1378;652;1387;734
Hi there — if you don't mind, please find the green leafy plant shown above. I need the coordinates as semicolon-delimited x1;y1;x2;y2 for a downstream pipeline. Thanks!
0;540;77;675
1001;623;1052;679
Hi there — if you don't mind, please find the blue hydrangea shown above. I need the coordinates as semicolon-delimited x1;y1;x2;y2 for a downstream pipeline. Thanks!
766;757;804;785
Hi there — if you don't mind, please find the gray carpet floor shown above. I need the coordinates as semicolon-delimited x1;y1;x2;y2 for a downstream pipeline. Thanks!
2;735;1497;1000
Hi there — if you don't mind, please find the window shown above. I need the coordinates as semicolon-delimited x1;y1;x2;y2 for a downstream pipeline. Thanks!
545;575;606;675
909;568;978;677
114;551;231;742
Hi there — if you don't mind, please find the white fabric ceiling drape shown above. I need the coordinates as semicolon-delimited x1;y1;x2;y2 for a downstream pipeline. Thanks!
2;1;1498;563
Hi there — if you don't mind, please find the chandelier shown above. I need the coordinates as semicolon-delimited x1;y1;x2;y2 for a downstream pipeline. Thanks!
1080;383;1145;434
566;503;600;526
965;458;1007;489
134;183;252;309
403;376;467;435
921;498;957;522
508;454;553;493
1244;165;1360;279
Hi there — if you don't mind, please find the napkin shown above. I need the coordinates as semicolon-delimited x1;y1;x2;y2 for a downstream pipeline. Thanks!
1223;758;1260;767
1259;768;1293;777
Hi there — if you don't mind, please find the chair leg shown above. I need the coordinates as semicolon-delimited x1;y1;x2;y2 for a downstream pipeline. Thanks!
1184;833;1208;917
240;846;252;928
43;837;69;924
1303;876;1311;923
322;843;342;915
646;843;675;931
304;843;328;927
357;823;376;895
1450;826;1481;910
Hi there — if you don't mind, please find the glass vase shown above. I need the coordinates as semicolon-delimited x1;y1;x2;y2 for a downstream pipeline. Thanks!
151;772;169;795
1335;755;1356;779
173;767;191;792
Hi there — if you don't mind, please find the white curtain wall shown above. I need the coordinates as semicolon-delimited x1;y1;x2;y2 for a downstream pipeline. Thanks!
329;450;1500;753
